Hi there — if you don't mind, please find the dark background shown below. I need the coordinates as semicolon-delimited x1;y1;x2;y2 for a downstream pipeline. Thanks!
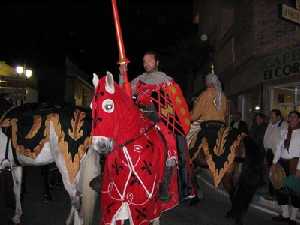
0;0;210;103
0;1;195;76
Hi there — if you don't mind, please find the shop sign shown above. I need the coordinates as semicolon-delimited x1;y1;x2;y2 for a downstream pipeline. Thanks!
263;48;300;81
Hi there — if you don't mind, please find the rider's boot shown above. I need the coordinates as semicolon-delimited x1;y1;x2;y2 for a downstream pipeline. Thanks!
159;162;174;201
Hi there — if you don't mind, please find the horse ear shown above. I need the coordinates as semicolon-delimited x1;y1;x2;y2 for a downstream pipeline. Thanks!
92;73;99;88
105;71;115;94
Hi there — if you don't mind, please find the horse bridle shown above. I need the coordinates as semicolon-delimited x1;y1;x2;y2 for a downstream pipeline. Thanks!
119;123;157;148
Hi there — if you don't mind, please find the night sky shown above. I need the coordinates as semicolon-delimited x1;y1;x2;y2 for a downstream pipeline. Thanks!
1;1;195;82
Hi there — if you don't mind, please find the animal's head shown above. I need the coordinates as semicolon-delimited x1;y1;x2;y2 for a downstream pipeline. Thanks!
91;72;142;152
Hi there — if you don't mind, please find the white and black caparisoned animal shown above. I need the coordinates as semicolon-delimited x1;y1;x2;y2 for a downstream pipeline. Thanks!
189;125;265;225
0;103;103;225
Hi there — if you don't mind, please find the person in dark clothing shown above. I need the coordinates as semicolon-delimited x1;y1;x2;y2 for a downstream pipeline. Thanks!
230;112;249;135
250;113;268;148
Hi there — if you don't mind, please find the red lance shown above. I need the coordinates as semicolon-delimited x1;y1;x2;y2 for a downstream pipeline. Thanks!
111;0;132;97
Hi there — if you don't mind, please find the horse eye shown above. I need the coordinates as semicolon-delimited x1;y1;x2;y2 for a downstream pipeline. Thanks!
105;104;113;110
102;99;114;113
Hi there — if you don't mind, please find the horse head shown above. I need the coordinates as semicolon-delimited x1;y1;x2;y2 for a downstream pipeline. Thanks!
91;72;144;153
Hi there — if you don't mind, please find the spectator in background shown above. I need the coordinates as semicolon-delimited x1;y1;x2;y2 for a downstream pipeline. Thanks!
271;111;300;225
263;109;288;199
230;112;249;134
250;112;268;148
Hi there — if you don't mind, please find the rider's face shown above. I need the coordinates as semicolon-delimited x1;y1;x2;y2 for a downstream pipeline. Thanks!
143;54;158;73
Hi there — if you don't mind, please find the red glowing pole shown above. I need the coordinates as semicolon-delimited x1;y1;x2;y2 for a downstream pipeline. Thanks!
111;0;132;97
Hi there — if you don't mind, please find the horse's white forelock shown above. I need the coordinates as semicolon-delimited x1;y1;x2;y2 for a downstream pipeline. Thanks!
105;71;115;94
92;73;99;89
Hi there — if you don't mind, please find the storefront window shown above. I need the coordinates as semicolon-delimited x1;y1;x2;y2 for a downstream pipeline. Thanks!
271;83;300;119
73;79;93;108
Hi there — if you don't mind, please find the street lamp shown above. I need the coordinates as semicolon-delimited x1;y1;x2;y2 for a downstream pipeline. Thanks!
25;69;32;78
254;105;261;111
16;66;24;74
16;65;33;78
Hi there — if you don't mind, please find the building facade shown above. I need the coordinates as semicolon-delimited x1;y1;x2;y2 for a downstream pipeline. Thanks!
0;61;38;106
65;58;93;108
194;0;300;123
0;59;93;110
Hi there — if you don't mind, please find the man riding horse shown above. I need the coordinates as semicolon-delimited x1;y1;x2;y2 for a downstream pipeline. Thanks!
187;66;228;202
187;68;265;225
119;51;194;201
188;66;228;152
190;66;227;125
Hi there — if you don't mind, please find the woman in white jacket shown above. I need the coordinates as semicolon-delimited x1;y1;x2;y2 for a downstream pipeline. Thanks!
272;110;300;225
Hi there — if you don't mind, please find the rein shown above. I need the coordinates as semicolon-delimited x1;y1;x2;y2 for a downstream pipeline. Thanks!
119;123;157;148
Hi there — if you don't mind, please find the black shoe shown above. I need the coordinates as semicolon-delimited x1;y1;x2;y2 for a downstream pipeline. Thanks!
189;196;201;206
289;220;297;225
235;217;243;225
272;215;290;223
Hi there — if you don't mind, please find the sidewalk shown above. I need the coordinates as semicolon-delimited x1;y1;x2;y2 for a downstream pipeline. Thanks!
197;168;300;221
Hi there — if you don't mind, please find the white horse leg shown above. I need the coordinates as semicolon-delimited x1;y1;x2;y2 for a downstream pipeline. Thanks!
49;122;83;225
79;148;100;225
152;217;160;225
66;205;82;225
66;202;83;225
55;159;81;225
11;166;23;224
66;206;75;225
73;207;83;225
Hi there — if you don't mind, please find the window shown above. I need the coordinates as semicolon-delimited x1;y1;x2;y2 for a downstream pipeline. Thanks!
271;83;300;119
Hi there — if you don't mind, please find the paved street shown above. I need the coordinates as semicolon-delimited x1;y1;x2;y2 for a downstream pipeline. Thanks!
0;166;284;225
161;177;278;225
